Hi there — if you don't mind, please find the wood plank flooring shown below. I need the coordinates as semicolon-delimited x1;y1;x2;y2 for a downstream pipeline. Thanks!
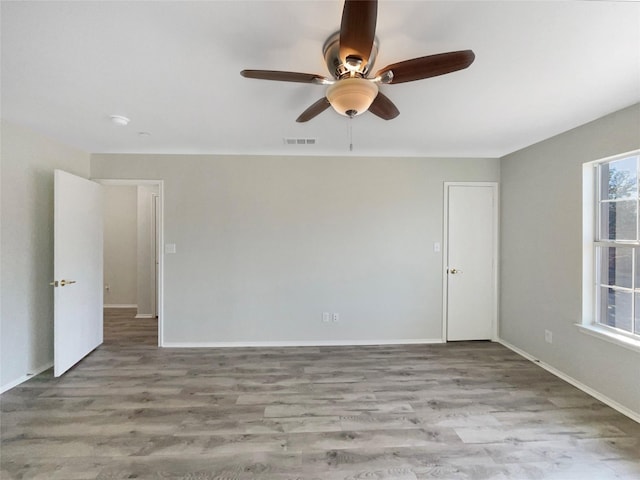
1;309;638;479
103;308;158;346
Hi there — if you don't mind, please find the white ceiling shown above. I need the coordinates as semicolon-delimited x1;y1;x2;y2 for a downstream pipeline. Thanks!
2;1;639;158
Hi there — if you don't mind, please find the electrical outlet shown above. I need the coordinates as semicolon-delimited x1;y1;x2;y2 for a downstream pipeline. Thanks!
545;330;553;344
332;313;339;322
322;312;330;323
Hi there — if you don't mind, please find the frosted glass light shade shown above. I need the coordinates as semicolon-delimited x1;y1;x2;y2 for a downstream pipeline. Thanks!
326;78;379;117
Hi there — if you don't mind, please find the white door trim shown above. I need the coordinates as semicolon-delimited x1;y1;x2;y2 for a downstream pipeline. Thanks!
151;193;160;319
93;178;165;347
442;181;499;342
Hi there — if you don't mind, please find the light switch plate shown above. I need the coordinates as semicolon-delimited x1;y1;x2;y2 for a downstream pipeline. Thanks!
165;243;176;254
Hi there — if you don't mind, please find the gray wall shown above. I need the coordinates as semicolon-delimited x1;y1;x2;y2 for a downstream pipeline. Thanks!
90;154;500;345
500;103;640;415
0;121;90;391
103;185;138;306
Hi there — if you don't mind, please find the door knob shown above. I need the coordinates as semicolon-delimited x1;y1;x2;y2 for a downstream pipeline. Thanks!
50;279;76;287
449;268;463;274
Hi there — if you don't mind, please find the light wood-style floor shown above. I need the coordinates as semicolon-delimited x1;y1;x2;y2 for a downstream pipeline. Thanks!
1;309;638;479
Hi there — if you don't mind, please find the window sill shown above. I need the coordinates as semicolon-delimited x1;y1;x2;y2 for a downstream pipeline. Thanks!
576;324;640;354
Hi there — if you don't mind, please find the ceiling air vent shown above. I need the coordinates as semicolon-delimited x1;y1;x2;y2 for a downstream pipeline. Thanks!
284;138;316;145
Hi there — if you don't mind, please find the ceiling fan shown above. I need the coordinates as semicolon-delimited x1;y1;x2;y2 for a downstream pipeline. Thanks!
240;0;475;123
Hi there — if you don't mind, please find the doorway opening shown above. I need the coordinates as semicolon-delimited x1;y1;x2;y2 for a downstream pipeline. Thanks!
96;179;164;346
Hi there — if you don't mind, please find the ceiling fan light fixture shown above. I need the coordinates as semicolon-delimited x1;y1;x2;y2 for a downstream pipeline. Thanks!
240;2;474;122
326;77;378;117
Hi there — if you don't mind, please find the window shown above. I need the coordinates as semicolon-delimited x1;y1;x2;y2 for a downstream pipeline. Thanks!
587;151;640;346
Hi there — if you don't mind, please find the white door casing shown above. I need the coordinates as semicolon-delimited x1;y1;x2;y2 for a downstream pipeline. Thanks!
152;193;159;318
443;182;498;341
54;170;103;376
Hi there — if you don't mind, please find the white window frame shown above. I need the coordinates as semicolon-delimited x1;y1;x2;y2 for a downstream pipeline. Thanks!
580;149;640;353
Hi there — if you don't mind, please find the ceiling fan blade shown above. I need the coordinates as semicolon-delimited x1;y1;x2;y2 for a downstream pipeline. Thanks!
296;97;331;123
241;70;330;84
368;92;399;120
339;0;378;68
376;50;475;84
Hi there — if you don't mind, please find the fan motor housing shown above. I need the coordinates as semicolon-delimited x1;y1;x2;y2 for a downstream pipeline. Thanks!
323;31;379;79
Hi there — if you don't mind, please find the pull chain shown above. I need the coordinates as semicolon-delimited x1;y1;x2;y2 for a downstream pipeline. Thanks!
348;117;353;152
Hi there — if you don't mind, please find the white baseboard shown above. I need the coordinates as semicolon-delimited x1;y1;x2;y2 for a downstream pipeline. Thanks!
134;314;155;319
498;338;640;424
162;338;444;348
0;362;53;394
103;304;137;308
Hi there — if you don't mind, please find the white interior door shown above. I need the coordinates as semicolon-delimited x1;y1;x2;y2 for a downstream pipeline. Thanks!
54;170;103;376
445;183;497;341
